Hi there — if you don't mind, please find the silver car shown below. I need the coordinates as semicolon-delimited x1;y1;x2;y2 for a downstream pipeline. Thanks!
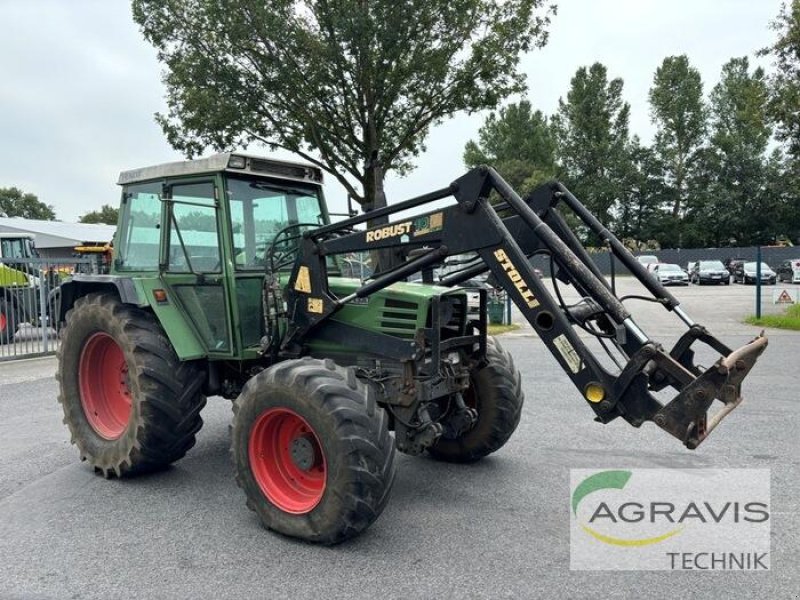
652;263;689;286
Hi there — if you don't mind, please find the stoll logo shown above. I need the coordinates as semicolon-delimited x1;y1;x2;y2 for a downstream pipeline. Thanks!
569;469;771;571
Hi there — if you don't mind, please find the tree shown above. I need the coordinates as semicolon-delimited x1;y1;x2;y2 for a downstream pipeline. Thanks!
703;57;773;246
132;0;554;216
648;55;707;220
552;63;633;229
0;187;56;220
463;100;556;195
760;0;800;160
615;139;672;245
80;205;119;225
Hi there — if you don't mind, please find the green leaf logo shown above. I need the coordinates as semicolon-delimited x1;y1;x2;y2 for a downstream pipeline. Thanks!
572;470;682;547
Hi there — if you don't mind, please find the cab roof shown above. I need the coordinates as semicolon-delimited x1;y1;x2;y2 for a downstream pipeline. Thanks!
117;152;324;187
0;232;35;239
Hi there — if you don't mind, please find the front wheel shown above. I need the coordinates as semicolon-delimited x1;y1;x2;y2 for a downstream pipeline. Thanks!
428;337;524;463
232;358;396;544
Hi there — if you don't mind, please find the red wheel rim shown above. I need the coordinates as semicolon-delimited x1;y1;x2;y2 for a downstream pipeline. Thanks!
78;332;132;440
248;407;327;514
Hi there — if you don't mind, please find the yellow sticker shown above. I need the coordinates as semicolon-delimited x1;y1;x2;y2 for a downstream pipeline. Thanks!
295;266;311;293
307;297;324;313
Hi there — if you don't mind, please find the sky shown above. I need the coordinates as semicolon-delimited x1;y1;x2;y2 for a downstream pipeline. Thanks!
0;0;784;223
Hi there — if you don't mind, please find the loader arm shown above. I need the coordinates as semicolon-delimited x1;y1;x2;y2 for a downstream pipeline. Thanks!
282;166;767;449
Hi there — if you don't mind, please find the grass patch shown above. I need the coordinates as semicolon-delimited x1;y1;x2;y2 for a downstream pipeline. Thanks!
487;323;521;335
745;303;800;331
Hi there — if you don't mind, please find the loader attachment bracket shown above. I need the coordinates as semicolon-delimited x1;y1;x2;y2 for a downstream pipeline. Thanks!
652;334;768;449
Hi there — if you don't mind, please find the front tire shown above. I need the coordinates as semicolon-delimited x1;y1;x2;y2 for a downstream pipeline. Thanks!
57;293;207;477
428;337;524;463
232;358;396;544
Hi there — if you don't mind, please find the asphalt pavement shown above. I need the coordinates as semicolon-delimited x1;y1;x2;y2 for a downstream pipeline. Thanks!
0;280;798;599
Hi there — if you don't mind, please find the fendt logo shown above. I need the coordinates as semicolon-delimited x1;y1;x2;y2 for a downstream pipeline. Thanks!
569;469;771;571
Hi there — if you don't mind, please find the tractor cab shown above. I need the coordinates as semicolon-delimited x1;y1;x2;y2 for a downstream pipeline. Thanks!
0;233;39;287
112;153;332;358
0;233;39;261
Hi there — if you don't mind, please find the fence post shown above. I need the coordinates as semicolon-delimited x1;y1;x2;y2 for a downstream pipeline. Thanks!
756;246;762;320
39;266;49;353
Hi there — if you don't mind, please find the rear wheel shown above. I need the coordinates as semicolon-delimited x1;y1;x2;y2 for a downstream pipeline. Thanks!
428;337;524;463
57;293;207;477
232;357;396;544
0;298;14;345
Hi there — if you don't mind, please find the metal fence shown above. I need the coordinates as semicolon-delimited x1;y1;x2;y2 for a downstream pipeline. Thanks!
0;257;96;362
530;245;800;276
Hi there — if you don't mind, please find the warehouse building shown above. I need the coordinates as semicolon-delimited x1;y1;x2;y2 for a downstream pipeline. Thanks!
0;217;115;259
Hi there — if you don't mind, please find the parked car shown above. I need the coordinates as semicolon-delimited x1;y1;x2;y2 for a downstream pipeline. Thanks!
690;260;730;285
733;261;777;285
459;278;495;316
651;263;689;286
636;255;659;271
776;258;800;284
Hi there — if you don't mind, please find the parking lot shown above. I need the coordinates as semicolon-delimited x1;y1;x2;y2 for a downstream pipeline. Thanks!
0;278;798;599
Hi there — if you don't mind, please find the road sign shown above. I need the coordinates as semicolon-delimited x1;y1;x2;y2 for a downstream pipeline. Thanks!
773;288;798;304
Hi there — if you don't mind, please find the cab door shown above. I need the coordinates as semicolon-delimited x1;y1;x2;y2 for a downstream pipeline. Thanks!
160;178;234;356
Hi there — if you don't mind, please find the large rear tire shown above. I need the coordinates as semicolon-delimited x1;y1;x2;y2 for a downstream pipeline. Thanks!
0;298;15;345
428;336;524;463
57;293;207;477
232;357;396;544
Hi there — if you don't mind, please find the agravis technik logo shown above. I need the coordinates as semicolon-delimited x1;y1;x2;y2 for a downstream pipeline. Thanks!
569;469;770;571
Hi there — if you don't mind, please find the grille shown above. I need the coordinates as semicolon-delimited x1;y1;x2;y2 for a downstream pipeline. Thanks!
379;298;419;339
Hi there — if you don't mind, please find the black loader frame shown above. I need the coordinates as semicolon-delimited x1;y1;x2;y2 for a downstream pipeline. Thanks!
281;166;766;450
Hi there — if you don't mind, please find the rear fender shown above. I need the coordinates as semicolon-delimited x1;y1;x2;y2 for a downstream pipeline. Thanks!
58;276;207;360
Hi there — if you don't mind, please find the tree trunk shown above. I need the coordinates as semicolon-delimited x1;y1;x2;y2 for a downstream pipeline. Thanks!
362;160;402;274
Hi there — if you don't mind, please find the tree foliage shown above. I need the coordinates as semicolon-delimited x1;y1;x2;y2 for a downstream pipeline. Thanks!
463;100;556;195
0;187;56;220
79;204;120;225
132;0;554;212
760;0;800;160
552;63;632;226
648;55;707;220
702;57;773;246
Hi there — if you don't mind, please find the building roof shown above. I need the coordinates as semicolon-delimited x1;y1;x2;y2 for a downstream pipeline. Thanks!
0;217;115;248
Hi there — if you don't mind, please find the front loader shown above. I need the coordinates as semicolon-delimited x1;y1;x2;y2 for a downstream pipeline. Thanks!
55;153;766;544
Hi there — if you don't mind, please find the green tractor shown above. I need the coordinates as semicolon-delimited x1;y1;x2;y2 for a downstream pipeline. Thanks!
57;153;766;544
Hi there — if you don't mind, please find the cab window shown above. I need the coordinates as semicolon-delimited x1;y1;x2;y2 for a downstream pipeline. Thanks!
166;182;221;273
116;183;162;271
226;177;325;270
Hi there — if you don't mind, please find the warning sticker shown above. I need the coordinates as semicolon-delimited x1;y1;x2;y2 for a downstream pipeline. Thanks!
295;266;311;293
553;334;582;374
773;289;798;304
